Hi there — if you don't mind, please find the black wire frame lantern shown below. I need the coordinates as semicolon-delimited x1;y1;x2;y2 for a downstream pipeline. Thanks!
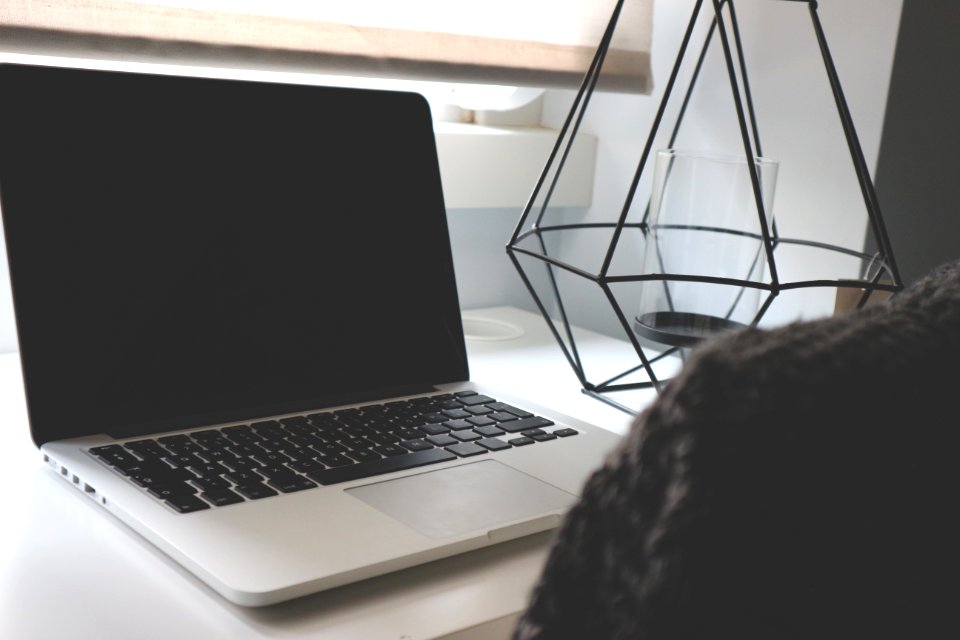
505;0;903;414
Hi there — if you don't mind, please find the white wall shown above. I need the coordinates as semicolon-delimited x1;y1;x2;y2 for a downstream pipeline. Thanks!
534;0;904;336
0;0;906;352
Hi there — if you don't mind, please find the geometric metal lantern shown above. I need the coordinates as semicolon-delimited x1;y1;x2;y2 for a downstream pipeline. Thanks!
506;0;903;414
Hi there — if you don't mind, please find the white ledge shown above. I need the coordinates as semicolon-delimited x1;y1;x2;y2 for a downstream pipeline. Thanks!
434;122;597;210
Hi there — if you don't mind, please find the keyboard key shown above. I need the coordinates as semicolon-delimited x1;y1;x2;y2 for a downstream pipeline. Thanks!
129;470;190;488
465;406;492;416
477;438;511;452
554;428;579;437
426;434;457;447
223;471;265;485
446;442;488;457
442;409;471;419
234;483;279;500
467;416;496;427
317;453;354;467
474;425;505;438
267;476;317;493
201;488;245;507
420;423;450;436
497;416;555;434
401;439;433;452
508;436;534;446
489;411;518;423
521;429;546;437
452;430;481;442
289;459;326;473
486;402;534;418
533;433;558;442
373;444;407;457
307;448;457;485
345;449;381;463
457;394;495;406
166;495;210;513
187;462;229;477
148;482;198;499
443;419;473;430
191;476;230;492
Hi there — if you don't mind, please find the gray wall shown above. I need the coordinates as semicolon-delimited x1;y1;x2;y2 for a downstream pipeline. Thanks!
874;0;960;286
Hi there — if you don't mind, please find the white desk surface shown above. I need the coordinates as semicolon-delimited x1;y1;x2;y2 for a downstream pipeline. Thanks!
0;306;656;640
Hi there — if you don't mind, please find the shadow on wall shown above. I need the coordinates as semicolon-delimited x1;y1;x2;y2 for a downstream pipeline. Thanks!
445;207;544;313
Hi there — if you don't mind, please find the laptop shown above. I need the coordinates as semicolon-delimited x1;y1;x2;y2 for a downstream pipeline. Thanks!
0;62;621;607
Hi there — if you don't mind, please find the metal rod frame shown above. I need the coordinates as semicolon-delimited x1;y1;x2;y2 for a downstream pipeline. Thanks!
506;0;903;415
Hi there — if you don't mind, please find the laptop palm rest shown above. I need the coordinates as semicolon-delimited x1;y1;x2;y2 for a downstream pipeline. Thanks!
346;460;575;539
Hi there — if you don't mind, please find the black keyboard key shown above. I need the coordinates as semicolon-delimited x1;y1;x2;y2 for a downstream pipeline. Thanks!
201;488;245;507
401;439;433;452
533;433;558;442
454;390;478;397
234;482;279;500
420;423;450;436
307;448;457;486
268;476;317;493
256;465;295;480
477;437;511;452
162;454;204;469
489;411;518;423
421;412;446;424
508;436;535;446
467;416;496;427
289;459;326;473
129;471;188;488
442;409;471;420
222;457;260;472
186;462;230;478
91;446;140;469
446;442;488;457
426;434;457;447
457;394;495;406
486;402;534;418
148;482;198;499
345;449;380;462
442;419;473;431
191;476;231;492
465;406;492;416
166;494;210;513
497;416;555;434
474;425;505;438
373;444;407;457
554;428;579;437
367;432;400;445
452;430;481;442
521;428;546;437
224;471;265;485
317;453;354;468
252;451;292;466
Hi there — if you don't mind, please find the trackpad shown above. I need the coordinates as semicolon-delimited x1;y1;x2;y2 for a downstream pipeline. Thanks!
346;460;575;539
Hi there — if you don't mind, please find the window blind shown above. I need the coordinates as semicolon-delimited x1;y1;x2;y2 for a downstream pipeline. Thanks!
0;0;653;93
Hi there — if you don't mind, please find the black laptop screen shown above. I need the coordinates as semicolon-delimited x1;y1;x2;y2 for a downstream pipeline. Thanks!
0;64;468;445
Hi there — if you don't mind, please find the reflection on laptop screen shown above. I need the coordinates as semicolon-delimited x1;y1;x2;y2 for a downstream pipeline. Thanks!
0;64;468;443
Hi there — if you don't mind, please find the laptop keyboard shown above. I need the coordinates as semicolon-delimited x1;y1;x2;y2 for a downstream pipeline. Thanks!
87;391;579;513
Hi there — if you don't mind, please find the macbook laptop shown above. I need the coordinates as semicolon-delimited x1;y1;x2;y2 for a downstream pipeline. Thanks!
0;62;621;607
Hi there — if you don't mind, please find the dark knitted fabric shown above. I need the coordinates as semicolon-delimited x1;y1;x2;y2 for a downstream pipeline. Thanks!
514;260;960;640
